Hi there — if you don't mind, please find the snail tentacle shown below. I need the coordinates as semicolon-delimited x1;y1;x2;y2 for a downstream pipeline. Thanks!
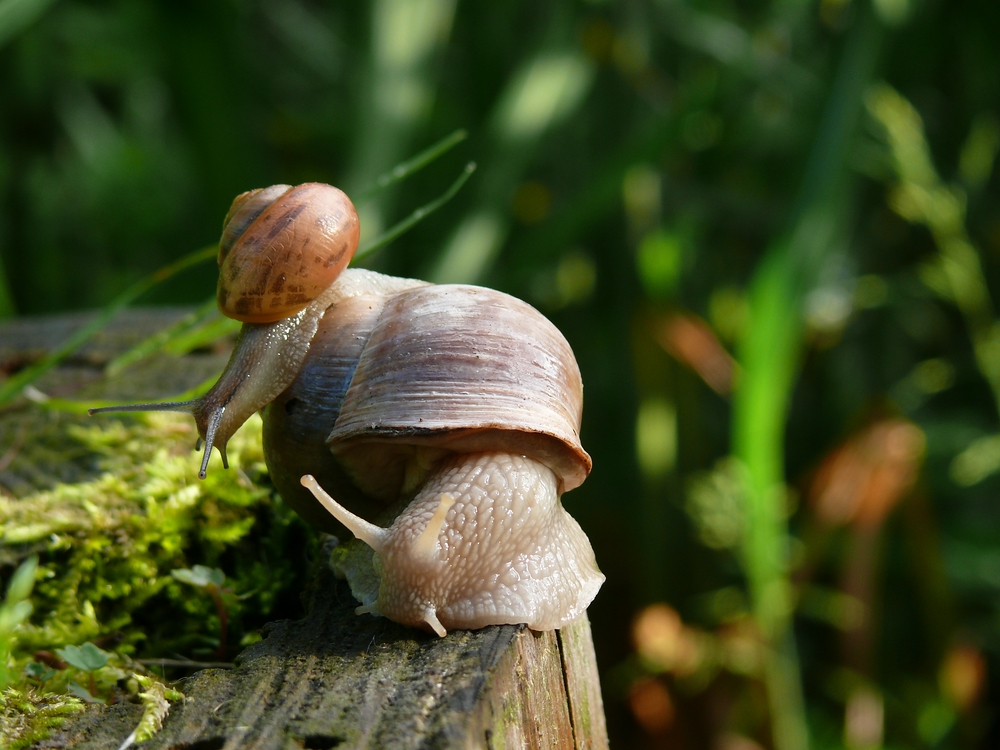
300;474;388;552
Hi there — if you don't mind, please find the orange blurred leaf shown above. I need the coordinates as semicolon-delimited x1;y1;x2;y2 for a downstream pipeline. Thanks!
628;677;675;735
656;312;738;395
809;419;926;529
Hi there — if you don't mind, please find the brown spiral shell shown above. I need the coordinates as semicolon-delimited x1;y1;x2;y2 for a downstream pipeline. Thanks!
216;183;360;324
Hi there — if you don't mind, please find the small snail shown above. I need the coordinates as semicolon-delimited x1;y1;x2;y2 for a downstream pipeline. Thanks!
91;182;604;636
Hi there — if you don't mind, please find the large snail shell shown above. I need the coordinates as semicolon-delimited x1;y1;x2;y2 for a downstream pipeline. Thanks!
217;183;360;324
328;280;590;495
262;268;591;530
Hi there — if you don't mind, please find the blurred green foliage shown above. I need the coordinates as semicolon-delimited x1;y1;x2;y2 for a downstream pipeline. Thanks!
1;0;1000;748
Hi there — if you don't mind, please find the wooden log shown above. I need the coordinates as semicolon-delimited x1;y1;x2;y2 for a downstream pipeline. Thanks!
0;309;609;750
48;553;607;749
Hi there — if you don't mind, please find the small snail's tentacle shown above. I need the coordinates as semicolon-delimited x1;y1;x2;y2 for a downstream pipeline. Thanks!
89;291;334;478
88;400;198;417
88;399;214;467
300;474;389;553
410;493;454;563
90;182;363;479
199;407;226;478
90;399;227;479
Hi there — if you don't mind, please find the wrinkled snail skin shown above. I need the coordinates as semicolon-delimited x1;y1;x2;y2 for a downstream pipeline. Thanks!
301;452;604;637
89;182;604;636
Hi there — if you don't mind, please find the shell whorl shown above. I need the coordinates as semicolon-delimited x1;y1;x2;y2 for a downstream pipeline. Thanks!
326;277;592;497
262;269;592;528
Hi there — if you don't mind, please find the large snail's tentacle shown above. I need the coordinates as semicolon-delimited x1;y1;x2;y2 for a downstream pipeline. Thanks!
300;474;389;553
423;609;447;638
410;493;455;563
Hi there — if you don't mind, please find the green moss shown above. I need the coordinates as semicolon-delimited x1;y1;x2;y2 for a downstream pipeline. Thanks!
329;539;380;609
0;687;84;750
0;409;314;745
127;676;184;745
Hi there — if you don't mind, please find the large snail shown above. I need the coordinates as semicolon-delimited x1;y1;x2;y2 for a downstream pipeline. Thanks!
91;183;604;636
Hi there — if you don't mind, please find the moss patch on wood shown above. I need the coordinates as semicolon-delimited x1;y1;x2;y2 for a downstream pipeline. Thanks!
0;410;314;747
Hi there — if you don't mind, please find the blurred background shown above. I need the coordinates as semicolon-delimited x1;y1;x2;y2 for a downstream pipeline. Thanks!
1;0;999;747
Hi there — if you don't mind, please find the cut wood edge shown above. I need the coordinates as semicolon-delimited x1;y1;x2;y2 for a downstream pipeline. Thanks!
476;615;608;750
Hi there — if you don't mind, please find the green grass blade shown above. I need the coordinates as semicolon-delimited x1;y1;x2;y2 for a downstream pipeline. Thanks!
355;129;468;201
730;10;882;750
0;0;58;50
354;161;477;261
106;298;221;376
75;373;220;415
0;244;218;407
732;245;809;750
162;315;241;357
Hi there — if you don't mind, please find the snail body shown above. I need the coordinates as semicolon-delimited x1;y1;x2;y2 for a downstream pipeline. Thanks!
302;451;602;636
91;182;603;636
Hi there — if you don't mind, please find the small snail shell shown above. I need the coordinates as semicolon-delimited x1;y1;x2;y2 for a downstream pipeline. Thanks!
90;183;603;636
217;183;360;324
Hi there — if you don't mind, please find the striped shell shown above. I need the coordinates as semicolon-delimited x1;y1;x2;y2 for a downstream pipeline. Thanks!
217;183;360;324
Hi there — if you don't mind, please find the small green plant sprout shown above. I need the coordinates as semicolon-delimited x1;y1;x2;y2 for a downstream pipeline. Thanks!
0;556;38;690
55;643;112;702
171;566;230;660
55;643;109;672
23;662;57;686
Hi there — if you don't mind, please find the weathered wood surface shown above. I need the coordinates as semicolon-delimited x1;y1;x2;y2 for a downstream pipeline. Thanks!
47;553;607;750
0;309;609;750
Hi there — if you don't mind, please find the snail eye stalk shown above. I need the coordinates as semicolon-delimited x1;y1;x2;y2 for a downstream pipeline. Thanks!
88;399;226;479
